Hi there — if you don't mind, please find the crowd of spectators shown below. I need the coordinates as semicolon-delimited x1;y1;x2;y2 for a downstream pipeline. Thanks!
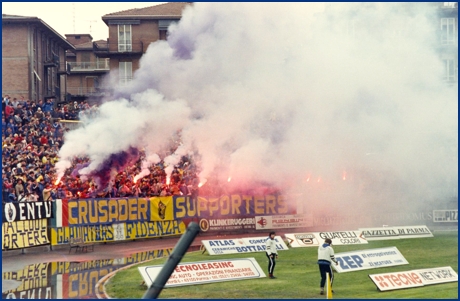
2;95;215;203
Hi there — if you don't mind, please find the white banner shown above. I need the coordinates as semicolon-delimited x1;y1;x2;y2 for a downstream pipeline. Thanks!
433;210;458;223
334;247;409;273
138;258;266;287
369;270;424;291
359;227;401;241
369;266;458;291
413;266;458;285
241;236;289;252
202;236;288;255
393;225;433;239
255;215;313;230
359;225;433;240
201;238;246;255
285;230;368;248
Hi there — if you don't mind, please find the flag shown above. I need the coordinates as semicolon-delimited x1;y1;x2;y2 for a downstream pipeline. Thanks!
326;272;333;299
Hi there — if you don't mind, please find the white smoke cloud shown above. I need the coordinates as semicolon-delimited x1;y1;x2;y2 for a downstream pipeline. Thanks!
57;3;457;222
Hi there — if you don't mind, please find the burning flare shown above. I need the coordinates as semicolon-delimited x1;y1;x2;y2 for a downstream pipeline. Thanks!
198;178;207;188
54;176;62;186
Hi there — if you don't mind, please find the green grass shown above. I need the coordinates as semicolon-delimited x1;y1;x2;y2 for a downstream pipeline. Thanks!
106;232;458;299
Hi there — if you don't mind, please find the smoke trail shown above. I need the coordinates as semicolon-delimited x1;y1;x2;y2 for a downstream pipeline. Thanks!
57;3;457;221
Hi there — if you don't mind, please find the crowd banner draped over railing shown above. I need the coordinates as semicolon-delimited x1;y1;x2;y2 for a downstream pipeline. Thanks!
3;201;53;222
2;218;50;250
48;194;295;245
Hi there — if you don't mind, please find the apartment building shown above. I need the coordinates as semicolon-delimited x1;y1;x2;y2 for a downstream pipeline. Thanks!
65;34;110;103
2;14;75;103
95;2;192;86
437;2;458;83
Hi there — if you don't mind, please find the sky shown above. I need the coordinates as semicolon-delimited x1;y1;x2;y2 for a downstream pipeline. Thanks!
2;2;165;41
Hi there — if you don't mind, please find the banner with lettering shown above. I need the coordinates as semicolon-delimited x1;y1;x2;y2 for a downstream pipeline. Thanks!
2;219;50;250
334;246;409;273
393;225;433;239
67;198;151;226
432;210;458;223
369;266;458;291
412;266;458;285
198;217;256;232
50;220;186;245
2;262;53;299
3;201;53;222
173;195;295;219
254;214;313;230
359;227;401;240
285;230;368;247
138;258;266;287
202;235;288;255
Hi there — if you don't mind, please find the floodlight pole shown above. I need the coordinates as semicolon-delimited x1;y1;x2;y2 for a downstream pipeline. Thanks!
142;222;201;299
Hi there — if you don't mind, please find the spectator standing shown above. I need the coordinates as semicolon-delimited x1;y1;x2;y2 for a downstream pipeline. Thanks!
317;238;338;295
265;231;279;279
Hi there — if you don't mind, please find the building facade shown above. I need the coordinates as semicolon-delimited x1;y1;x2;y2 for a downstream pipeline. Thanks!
95;2;191;86
437;2;458;83
2;14;75;103
65;34;110;103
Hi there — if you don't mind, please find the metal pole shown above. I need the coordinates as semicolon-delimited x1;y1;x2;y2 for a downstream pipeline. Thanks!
142;222;200;299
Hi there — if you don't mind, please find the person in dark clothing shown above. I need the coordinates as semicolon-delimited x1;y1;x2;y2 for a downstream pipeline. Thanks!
265;231;278;279
318;238;338;295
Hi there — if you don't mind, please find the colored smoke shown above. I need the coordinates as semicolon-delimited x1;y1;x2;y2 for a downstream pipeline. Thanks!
56;3;457;224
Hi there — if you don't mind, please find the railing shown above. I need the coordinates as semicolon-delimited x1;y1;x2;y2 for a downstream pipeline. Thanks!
68;61;110;71
67;86;109;96
93;41;145;54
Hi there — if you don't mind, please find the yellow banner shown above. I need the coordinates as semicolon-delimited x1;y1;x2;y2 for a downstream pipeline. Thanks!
2;219;49;250
2;263;49;291
150;196;174;221
67;198;150;225
51;224;114;245
125;220;186;240
51;220;186;245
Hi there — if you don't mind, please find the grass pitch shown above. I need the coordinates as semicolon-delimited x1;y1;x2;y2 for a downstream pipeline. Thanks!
106;231;458;299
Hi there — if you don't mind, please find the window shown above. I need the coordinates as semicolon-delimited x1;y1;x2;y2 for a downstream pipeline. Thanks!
81;52;91;69
158;20;176;41
443;59;456;82
119;61;132;85
443;2;456;8
159;30;168;40
118;25;132;52
441;18;456;45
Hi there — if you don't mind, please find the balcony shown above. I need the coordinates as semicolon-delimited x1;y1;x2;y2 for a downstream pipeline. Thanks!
58;62;71;75
67;86;110;97
44;53;60;68
93;42;145;57
68;61;110;73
